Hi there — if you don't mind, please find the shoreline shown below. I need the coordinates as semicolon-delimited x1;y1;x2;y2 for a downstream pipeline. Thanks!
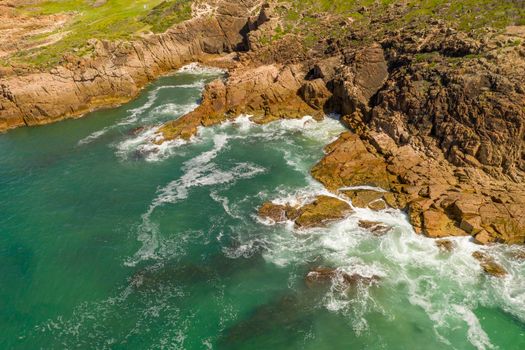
1;0;524;247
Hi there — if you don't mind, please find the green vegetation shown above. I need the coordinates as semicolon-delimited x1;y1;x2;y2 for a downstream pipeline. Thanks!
4;0;193;68
4;0;524;67
274;0;525;48
141;0;193;32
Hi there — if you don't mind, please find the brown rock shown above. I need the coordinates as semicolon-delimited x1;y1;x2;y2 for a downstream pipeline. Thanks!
295;196;353;228
158;63;323;142
305;267;380;288
311;132;393;191
343;189;384;209
128;126;146;136
258;202;298;223
300;78;332;110
435;239;455;252
332;44;389;115
472;251;507;277
358;220;392;236
422;209;469;238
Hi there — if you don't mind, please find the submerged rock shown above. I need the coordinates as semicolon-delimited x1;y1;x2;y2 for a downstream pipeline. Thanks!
508;250;525;261
358;220;392;236
435;239;455;252
128;126;146;136
305;267;380;288
472;251;507;277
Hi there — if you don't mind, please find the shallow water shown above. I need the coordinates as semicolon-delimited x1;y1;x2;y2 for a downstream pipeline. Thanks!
1;65;524;349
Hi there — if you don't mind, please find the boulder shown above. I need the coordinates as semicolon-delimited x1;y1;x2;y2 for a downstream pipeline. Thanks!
294;196;353;228
258;202;298;223
472;251;507;277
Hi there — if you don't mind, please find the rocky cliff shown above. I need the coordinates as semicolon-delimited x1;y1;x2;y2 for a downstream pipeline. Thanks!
157;1;525;245
1;0;524;245
0;0;260;131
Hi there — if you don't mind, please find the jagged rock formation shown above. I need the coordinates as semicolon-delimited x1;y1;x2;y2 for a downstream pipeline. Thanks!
1;0;524;245
0;0;261;131
158;63;320;141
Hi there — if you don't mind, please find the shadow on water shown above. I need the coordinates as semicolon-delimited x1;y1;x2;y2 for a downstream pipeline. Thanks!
128;248;267;292
217;290;321;350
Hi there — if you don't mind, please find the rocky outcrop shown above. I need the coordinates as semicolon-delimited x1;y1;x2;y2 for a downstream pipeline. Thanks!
2;1;524;246
157;63;320;141
310;119;525;243
258;195;353;228
294;196;352;228
376;25;525;180
0;0;261;132
310;131;394;190
258;202;299;223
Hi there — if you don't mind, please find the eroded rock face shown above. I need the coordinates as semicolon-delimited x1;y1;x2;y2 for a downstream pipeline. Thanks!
311;126;525;244
332;44;389;116
158;63;320;141
0;0;260;132
375;43;525;181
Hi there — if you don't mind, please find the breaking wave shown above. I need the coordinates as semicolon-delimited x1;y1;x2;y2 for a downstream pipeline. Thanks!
240;184;525;349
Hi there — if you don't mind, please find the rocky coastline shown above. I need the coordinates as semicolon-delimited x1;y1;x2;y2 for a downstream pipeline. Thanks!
1;0;524;253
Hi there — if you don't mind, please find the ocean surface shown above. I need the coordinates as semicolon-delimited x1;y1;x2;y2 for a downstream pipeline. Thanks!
1;64;524;349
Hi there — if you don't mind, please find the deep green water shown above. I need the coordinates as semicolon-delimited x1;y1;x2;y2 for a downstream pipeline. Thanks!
1;65;524;349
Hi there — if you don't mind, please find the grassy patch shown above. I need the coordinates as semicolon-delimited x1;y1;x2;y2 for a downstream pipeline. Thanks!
5;0;193;68
276;0;525;48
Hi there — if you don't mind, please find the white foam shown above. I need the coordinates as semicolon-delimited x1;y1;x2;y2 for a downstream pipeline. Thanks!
77;127;111;145
177;62;226;75
126;134;265;266
454;305;495;350
77;65;216;147
255;182;525;348
338;185;388;193
210;190;242;219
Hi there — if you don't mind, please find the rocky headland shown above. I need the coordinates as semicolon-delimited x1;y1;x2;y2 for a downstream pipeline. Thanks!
1;0;524;252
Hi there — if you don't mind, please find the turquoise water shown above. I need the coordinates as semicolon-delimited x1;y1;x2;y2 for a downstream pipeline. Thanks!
1;65;524;349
